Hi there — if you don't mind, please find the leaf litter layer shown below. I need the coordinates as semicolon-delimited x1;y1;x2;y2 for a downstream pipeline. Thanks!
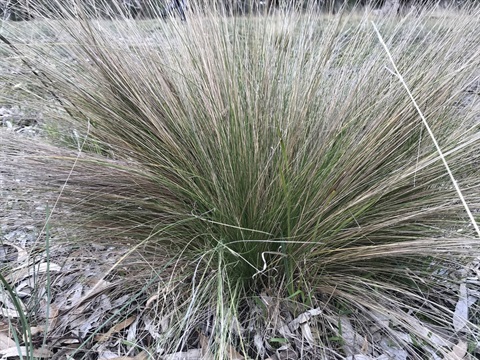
1;1;480;359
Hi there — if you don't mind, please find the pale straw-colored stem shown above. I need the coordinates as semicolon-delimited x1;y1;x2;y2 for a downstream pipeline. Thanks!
372;22;480;238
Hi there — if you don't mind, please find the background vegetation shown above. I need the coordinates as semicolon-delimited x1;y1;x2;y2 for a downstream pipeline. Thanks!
1;0;478;20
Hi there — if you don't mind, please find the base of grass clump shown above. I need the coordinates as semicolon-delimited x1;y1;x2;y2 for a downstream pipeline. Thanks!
1;1;480;359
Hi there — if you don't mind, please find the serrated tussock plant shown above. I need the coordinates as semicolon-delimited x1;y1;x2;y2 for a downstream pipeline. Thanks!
2;0;480;358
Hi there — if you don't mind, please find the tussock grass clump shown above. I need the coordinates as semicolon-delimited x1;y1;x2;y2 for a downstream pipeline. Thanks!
2;1;480;358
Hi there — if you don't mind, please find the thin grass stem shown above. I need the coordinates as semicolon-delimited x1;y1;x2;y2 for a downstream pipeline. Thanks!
372;21;480;238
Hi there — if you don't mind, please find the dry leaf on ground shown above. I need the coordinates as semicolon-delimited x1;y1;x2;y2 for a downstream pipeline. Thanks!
0;346;52;358
339;316;366;356
445;340;468;360
162;348;203;360
95;316;136;343
0;332;15;351
453;283;469;332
